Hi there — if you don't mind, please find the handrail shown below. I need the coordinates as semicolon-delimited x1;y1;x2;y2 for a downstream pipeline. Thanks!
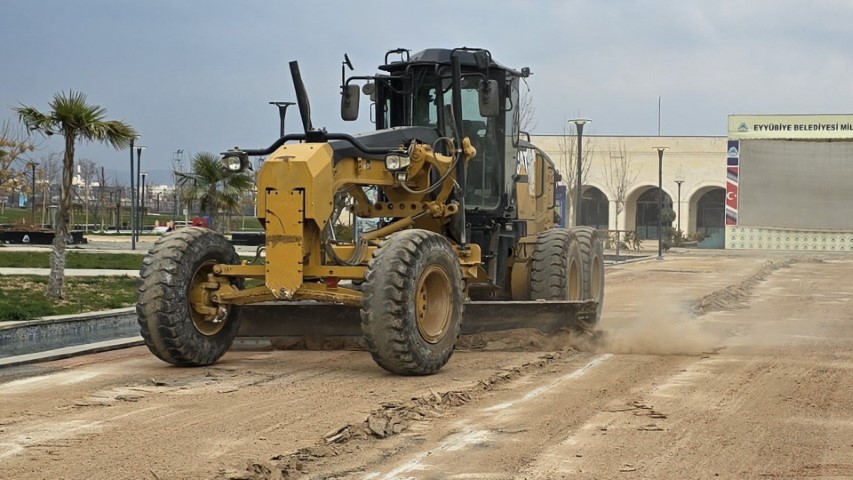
241;133;392;157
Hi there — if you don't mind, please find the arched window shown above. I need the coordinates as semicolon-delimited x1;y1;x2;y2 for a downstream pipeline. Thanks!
697;188;725;237
580;187;609;229
635;187;672;240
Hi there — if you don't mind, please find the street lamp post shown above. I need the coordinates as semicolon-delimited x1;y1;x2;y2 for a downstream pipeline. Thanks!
674;166;686;233
41;180;48;227
654;147;669;260
270;101;296;138
130;138;136;250
28;162;37;225
140;172;148;235
115;188;121;232
568;118;591;227
172;149;184;224
135;145;146;242
675;180;684;232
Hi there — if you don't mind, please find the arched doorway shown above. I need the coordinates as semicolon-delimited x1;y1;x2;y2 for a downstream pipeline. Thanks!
580;186;609;229
697;188;725;237
635;187;673;240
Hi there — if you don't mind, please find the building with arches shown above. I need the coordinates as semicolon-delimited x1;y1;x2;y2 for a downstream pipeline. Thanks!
532;115;853;251
531;134;727;246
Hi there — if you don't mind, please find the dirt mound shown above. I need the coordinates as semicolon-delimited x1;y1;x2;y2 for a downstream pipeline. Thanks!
595;256;826;357
694;257;823;315
261;327;597;354
215;349;579;480
457;326;601;352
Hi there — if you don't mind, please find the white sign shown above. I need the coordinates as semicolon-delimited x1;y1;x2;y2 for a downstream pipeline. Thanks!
729;114;853;140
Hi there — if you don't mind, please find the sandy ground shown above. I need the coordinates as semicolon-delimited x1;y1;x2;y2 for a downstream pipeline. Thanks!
0;250;851;479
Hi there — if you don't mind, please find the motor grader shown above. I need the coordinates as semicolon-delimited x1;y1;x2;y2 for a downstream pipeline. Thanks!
136;47;604;375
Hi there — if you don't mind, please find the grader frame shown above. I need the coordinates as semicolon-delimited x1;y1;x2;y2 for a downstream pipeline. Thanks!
136;48;604;375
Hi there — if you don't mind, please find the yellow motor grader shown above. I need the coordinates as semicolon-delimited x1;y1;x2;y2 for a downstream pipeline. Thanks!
136;48;604;375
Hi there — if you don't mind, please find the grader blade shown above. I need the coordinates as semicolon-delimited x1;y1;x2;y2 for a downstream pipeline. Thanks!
236;300;597;342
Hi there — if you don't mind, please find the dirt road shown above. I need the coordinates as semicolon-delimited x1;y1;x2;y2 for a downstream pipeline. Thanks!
1;251;851;479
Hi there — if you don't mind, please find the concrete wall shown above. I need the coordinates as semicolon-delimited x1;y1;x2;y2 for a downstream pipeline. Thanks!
0;308;138;358
739;140;853;230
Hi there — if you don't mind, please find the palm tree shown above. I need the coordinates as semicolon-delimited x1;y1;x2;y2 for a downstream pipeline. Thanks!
15;91;136;299
177;152;254;232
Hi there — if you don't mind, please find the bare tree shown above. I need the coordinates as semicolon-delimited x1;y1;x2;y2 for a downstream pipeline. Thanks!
0;119;37;198
39;152;62;225
519;90;537;133
110;176;128;230
171;151;191;221
555;120;594;226
603;139;639;253
77;158;98;231
95;165;108;225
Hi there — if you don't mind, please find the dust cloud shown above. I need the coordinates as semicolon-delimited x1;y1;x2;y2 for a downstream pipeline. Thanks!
591;258;823;356
455;311;722;356
593;301;721;355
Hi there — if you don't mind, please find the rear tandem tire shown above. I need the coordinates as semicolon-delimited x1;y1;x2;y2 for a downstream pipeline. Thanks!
569;226;605;326
530;228;584;302
360;229;464;375
136;227;243;367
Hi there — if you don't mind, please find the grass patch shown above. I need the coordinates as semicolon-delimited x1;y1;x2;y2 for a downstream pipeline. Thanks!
0;275;137;321
0;251;145;270
0;251;259;269
0;207;31;225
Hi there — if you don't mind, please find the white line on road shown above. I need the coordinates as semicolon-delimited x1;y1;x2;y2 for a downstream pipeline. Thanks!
485;353;613;413
369;353;613;480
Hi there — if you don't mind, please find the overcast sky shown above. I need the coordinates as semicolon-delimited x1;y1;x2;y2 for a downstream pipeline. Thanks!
2;0;851;183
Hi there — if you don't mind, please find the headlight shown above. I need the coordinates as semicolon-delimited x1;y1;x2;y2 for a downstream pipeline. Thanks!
385;153;411;171
222;155;243;172
220;151;249;173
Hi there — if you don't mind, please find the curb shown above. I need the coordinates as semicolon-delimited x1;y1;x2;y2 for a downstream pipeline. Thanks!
0;308;139;364
0;337;144;368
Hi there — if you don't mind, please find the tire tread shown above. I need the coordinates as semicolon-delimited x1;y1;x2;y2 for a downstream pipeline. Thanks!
360;230;463;375
136;227;242;367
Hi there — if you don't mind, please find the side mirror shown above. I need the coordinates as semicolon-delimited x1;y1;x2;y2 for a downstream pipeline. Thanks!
479;80;499;118
341;84;360;121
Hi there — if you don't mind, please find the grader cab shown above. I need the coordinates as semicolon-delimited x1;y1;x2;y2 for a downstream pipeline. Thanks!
136;48;604;375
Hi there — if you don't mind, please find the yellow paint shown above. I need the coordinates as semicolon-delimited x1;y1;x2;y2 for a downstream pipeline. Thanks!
256;143;335;299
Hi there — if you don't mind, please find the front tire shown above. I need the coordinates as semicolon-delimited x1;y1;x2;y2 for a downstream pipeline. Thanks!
136;227;243;366
360;229;463;375
530;229;584;302
569;226;605;326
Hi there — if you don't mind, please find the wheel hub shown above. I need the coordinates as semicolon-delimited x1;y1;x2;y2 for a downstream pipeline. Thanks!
415;265;452;343
188;260;230;336
568;258;581;300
